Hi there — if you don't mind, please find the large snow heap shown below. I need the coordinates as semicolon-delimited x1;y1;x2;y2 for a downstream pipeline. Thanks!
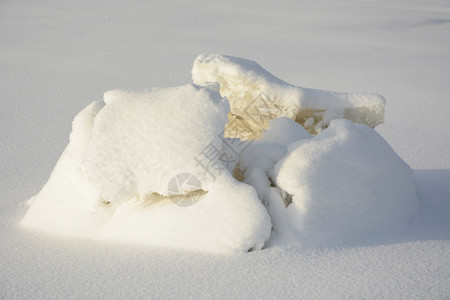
21;54;418;253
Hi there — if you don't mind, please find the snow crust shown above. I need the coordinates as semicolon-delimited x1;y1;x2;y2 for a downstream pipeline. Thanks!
192;54;386;139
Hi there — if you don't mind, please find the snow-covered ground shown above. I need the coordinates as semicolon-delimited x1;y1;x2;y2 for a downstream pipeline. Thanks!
1;0;449;298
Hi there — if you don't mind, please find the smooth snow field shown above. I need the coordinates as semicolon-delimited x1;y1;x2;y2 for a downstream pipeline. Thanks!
1;0;450;299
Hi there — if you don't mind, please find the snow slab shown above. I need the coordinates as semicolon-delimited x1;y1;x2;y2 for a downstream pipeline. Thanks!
192;54;386;139
21;84;271;254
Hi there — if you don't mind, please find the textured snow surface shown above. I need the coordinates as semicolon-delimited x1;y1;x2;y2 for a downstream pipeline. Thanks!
2;0;450;298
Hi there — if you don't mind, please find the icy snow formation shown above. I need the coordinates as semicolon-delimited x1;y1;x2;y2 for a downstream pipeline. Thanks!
21;84;271;254
192;54;386;139
22;55;418;253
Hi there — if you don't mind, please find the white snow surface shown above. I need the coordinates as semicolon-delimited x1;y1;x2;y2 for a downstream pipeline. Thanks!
1;0;450;298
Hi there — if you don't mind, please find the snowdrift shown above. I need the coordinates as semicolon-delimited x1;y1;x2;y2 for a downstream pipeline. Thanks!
21;55;418;253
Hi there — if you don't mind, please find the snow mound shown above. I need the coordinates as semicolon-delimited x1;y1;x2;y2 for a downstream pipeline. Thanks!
21;55;417;253
192;54;385;139
273;119;419;246
21;84;271;254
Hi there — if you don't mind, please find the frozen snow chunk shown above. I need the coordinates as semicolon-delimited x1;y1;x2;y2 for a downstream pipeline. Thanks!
21;85;271;254
274;119;418;246
192;54;385;139
83;84;229;203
